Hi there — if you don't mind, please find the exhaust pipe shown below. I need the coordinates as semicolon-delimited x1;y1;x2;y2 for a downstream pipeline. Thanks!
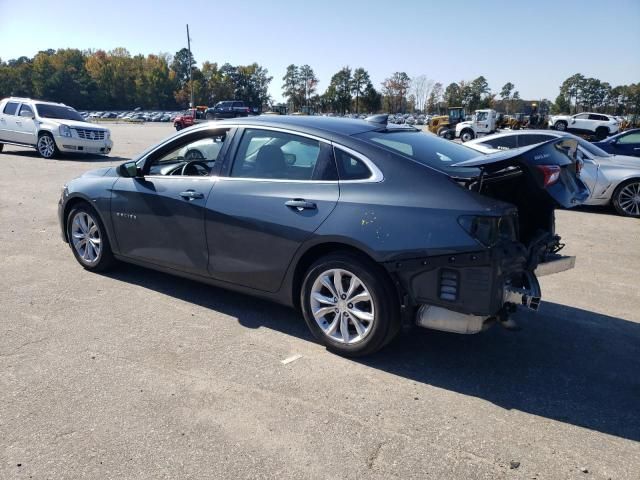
416;305;491;334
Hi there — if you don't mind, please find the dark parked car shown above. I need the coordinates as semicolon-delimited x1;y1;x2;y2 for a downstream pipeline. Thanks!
206;100;251;119
593;128;640;157
58;116;587;356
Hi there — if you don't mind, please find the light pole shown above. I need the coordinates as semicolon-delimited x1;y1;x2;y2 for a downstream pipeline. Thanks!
186;24;194;108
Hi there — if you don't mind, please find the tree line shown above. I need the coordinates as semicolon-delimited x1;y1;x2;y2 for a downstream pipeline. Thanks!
1;48;638;117
0;48;273;111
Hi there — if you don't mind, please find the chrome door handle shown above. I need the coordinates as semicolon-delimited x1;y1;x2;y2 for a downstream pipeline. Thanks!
179;190;204;200
285;199;317;211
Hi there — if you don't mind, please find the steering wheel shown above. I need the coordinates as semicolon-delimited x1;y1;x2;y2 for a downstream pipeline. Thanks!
181;160;210;176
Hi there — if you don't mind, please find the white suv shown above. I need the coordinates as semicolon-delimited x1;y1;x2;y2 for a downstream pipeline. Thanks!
0;97;113;159
548;112;619;140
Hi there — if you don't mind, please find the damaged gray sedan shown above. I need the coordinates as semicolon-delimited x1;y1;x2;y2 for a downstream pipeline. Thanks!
58;115;588;356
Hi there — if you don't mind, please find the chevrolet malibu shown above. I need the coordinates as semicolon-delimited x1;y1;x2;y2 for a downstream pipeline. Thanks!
58;116;587;356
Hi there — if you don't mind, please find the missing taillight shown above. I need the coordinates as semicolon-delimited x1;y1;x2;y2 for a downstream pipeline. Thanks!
536;165;561;187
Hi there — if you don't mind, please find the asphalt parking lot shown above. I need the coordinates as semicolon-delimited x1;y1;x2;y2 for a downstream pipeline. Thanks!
1;123;639;479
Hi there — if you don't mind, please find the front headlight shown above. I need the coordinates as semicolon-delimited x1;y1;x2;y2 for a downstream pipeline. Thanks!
59;125;72;137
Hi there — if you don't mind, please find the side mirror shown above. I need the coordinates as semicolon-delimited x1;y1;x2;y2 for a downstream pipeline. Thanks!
117;161;141;178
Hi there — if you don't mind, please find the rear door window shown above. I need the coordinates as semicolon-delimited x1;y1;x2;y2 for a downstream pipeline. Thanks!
334;148;372;180
3;102;19;115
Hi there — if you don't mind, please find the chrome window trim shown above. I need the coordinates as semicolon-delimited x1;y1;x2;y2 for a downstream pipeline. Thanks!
331;143;384;183
226;125;384;184
142;175;218;181
136;123;385;184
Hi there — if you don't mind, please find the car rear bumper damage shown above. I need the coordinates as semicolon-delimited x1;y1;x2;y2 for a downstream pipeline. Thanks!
385;246;575;334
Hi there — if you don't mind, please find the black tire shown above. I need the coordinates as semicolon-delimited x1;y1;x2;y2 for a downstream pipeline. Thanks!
206;113;215;120
460;129;475;142
66;204;116;271
595;126;609;141
436;126;449;138
612;179;640;218
37;132;58;159
0;143;3;153
175;124;182;131
554;121;567;131
300;252;400;357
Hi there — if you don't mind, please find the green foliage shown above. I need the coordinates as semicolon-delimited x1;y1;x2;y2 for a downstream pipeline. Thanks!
351;67;370;113
0;48;272;111
381;72;411;113
324;67;353;114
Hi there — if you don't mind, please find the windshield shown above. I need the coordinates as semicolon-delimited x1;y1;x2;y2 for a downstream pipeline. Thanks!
35;104;85;122
356;129;480;176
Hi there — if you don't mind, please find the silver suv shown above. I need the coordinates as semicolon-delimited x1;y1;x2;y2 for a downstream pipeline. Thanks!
0;97;113;159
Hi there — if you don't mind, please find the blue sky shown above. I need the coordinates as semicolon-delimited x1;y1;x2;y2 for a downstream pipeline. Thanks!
1;0;638;102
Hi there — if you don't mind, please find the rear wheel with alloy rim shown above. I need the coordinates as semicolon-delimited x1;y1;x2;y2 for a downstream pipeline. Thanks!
66;205;115;271
612;179;640;217
0;143;4;153
37;132;58;159
301;253;400;356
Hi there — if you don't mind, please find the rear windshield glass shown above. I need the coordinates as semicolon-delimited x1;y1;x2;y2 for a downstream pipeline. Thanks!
577;137;610;157
355;129;480;175
35;104;85;121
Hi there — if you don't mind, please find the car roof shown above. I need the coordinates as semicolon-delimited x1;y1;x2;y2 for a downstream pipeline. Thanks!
3;97;67;107
215;115;381;137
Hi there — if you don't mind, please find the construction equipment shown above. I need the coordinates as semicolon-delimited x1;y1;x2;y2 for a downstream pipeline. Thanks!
427;107;465;139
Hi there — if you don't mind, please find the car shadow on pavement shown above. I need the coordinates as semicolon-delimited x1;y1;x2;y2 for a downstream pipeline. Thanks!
2;150;128;163
102;264;640;442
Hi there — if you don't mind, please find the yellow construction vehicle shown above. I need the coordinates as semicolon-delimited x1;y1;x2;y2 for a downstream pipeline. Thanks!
427;107;466;139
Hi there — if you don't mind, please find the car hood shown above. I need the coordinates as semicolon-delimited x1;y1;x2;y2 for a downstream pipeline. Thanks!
81;167;115;178
44;118;109;130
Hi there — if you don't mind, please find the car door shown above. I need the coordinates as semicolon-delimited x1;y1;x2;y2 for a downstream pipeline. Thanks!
14;103;37;145
570;113;590;132
612;131;640;157
110;128;232;275
206;127;340;292
0;101;20;143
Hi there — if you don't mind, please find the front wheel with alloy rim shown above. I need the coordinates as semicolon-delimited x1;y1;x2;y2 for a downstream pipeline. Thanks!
37;132;58;159
612;179;640;217
66;205;115;271
300;253;400;357
554;121;567;131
